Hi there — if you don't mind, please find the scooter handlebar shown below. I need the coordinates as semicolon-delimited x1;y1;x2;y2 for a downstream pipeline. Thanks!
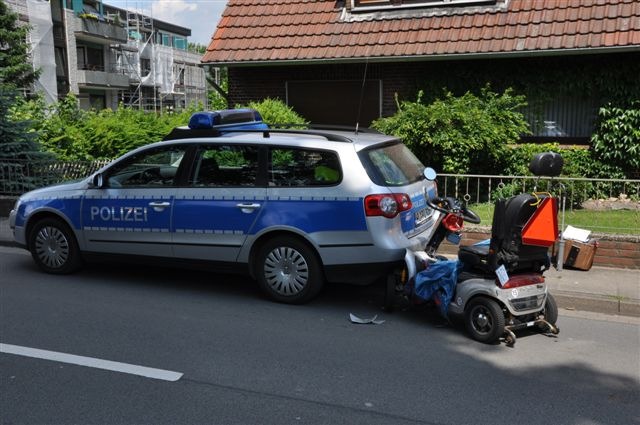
426;197;481;224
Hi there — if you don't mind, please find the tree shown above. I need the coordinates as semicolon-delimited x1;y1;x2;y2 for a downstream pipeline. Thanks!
0;0;39;88
0;87;52;193
207;67;229;110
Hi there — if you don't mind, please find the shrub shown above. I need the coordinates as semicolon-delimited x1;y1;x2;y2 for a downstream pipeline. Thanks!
241;98;308;128
591;103;640;176
10;94;198;160
371;87;530;174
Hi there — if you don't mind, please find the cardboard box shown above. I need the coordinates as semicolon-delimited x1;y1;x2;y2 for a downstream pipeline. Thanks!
562;239;597;270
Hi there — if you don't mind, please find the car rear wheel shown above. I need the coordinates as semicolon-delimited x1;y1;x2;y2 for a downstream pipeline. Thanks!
29;217;82;274
464;297;505;343
255;237;324;304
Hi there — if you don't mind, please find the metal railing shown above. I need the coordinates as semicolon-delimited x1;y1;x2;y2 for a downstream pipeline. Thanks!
1;161;638;235
437;174;640;236
0;159;111;196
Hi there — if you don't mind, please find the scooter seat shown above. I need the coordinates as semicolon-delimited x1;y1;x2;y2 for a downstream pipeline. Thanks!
458;244;491;274
459;244;489;257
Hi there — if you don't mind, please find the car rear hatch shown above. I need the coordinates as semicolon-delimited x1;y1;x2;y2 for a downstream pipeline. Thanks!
359;140;439;239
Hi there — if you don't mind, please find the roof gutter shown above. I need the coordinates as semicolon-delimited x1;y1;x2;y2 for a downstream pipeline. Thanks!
202;45;640;67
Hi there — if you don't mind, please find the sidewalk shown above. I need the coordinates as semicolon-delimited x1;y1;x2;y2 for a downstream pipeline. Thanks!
1;217;638;317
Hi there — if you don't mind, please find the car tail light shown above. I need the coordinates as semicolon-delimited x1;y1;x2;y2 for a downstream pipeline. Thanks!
501;273;545;289
364;193;412;218
442;213;463;232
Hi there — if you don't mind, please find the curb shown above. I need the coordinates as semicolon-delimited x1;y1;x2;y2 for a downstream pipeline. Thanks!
1;235;637;319
554;291;640;318
0;239;18;248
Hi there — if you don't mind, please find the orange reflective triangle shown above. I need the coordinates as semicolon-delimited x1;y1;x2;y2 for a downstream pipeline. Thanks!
522;196;558;247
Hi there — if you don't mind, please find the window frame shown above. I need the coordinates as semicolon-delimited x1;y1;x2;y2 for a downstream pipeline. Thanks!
352;0;498;11
268;146;343;188
188;144;262;188
104;144;192;189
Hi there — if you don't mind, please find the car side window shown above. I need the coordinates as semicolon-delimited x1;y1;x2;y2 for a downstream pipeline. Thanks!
269;148;341;187
107;146;187;188
190;145;259;187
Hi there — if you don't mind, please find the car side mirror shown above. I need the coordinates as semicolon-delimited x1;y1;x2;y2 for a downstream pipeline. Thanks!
92;173;105;188
423;167;437;181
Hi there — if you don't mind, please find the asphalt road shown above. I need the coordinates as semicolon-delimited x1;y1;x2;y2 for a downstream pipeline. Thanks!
1;246;639;425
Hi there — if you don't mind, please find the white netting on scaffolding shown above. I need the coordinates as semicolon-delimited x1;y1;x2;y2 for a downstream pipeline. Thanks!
149;44;174;94
26;0;57;104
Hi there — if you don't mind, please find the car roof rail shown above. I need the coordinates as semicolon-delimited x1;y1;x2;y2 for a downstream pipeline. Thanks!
307;124;383;134
163;127;355;143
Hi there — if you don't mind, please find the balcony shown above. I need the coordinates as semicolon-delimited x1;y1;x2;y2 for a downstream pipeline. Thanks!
77;67;130;89
75;16;128;44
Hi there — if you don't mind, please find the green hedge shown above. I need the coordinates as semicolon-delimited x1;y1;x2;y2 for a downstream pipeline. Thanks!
371;87;529;174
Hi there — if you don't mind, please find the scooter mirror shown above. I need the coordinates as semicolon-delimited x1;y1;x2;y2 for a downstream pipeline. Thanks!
423;167;437;181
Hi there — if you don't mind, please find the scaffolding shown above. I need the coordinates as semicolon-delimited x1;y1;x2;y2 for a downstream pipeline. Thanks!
8;0;58;103
110;3;206;112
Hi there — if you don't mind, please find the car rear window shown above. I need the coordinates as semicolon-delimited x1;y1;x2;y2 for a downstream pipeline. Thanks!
359;142;425;186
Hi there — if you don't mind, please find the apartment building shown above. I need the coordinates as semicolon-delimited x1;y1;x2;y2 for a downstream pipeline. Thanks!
7;0;207;111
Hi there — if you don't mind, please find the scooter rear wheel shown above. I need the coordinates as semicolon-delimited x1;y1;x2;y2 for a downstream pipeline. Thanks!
464;297;505;343
538;293;558;328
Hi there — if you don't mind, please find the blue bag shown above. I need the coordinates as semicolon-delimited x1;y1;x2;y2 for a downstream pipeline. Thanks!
414;259;462;318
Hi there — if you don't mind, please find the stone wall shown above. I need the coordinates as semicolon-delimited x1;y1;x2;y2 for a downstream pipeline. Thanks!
439;228;640;269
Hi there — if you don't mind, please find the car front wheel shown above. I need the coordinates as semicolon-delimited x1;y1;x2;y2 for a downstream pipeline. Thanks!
29;217;82;274
255;237;324;304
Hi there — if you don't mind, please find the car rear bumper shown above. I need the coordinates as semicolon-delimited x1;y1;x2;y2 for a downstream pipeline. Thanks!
324;261;401;285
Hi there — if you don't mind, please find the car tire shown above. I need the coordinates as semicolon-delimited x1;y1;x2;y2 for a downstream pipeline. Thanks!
29;217;82;274
255;236;324;304
464;297;505;344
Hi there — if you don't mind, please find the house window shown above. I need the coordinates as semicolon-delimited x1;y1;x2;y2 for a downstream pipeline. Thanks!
55;47;67;78
173;36;187;50
353;0;497;9
286;80;382;127
162;33;170;46
141;58;151;77
521;96;599;144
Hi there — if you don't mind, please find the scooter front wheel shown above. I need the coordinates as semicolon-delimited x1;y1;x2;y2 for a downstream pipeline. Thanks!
464;297;505;343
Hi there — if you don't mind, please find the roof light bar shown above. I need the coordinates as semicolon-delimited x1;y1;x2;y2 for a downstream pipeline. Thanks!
188;108;268;131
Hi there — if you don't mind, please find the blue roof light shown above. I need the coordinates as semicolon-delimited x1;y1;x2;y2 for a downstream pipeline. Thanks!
188;108;268;132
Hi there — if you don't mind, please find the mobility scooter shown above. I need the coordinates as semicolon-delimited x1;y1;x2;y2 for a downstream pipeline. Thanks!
399;152;563;346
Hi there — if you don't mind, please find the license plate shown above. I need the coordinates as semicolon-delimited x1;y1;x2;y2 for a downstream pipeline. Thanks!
414;207;428;226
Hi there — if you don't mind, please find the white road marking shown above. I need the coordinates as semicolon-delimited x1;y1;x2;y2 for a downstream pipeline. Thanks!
0;343;183;382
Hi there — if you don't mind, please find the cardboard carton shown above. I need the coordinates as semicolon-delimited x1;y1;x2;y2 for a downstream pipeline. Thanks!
562;239;598;271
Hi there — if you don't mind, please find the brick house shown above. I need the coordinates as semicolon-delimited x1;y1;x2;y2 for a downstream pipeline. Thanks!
202;0;640;142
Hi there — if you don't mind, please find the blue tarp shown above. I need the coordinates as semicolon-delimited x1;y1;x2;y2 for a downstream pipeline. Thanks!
414;259;462;318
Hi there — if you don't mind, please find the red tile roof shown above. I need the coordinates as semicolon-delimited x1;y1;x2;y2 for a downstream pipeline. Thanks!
202;0;640;65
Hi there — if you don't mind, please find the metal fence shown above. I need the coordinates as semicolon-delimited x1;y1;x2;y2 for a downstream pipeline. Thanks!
1;160;639;235
0;159;111;196
437;173;640;236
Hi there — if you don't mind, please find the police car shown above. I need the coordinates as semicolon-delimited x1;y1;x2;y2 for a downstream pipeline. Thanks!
9;109;440;304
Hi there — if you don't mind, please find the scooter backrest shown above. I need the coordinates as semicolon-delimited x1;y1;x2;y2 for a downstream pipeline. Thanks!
529;152;563;177
488;193;552;273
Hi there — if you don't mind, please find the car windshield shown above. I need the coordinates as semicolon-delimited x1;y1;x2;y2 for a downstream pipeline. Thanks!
359;142;425;186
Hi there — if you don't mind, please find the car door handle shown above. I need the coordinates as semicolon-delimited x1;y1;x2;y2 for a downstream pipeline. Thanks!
149;201;171;212
236;203;261;213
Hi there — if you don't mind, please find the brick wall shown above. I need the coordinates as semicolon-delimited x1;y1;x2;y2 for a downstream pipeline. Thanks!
226;53;639;123
439;228;640;269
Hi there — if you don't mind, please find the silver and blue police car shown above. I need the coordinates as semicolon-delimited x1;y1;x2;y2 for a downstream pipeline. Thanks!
9;109;440;303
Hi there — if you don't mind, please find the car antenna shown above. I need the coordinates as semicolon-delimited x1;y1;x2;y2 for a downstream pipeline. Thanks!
355;57;369;135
